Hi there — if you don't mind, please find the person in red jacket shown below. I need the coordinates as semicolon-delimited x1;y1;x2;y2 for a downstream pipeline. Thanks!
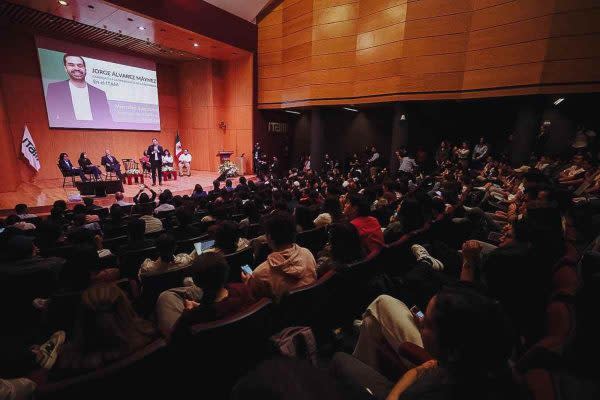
343;193;384;257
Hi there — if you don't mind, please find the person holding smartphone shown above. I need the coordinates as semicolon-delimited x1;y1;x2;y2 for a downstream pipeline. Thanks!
146;138;164;186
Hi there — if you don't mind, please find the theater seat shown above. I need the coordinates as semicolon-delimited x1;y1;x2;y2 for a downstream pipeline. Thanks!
38;339;167;400
296;227;328;255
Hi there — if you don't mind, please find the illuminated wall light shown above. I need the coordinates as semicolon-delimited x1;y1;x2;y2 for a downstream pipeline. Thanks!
553;97;565;106
193;43;199;47
285;110;301;115
343;107;359;112
58;0;68;6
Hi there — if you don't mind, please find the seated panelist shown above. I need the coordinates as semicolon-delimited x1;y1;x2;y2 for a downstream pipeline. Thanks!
78;152;101;181
58;153;87;181
178;149;192;176
101;149;123;180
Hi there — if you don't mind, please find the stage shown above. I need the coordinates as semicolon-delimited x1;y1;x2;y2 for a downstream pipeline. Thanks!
0;171;254;216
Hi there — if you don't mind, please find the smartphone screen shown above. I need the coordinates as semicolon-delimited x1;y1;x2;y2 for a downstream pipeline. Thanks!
193;240;215;254
241;264;253;275
410;305;424;321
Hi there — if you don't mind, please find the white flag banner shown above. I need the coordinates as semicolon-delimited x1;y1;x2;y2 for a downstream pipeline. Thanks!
21;125;41;171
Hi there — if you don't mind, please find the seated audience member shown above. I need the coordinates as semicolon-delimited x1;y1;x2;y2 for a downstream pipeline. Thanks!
132;186;157;213
156;252;256;337
207;220;249;255
53;284;156;377
191;184;207;200
82;197;102;212
103;204;125;237
343;194;384;257
239;200;261;230
316;222;365;276
58;152;87;181
0;235;65;275
236;176;249;192
153;191;175;215
14;203;38;220
48;206;68;227
294;205;315;232
224;179;234;193
67;213;101;237
241;212;317;299
209;180;222;197
114;191;132;207
64;244;119;286
77;152;101;181
330;284;518;400
384;197;425;243
72;204;100;224
171;207;203;240
314;195;343;228
35;221;66;253
118;219;155;253
178;149;192;176
100;149;123;180
4;214;36;231
139;205;163;234
138;233;194;278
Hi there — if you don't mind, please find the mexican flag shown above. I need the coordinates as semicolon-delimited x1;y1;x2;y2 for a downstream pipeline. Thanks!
174;131;182;162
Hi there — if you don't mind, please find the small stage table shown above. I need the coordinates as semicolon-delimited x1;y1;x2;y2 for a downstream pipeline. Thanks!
124;173;144;185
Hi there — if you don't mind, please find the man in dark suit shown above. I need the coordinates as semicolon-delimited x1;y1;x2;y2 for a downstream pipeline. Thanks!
101;149;123;180
45;54;112;127
58;153;87;181
147;138;164;186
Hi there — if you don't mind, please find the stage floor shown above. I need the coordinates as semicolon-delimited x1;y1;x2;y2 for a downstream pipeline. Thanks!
0;171;253;216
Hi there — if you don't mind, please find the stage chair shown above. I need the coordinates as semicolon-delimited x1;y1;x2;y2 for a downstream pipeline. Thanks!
58;164;79;187
104;165;116;181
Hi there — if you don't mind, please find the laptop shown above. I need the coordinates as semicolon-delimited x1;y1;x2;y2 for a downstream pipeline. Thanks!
194;239;215;254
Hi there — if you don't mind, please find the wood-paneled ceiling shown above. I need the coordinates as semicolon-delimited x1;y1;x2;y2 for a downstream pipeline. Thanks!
0;0;251;61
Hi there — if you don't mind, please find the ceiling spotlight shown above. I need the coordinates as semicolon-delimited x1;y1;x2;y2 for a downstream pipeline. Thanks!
87;5;94;9
58;0;68;6
138;26;145;30
127;17;133;22
554;97;565;106
343;107;359;112
193;43;199;47
285;110;301;115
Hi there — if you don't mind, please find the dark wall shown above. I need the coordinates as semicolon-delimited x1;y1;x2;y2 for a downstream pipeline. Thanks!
256;93;600;171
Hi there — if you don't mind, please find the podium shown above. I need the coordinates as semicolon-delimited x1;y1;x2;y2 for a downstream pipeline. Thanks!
217;151;234;164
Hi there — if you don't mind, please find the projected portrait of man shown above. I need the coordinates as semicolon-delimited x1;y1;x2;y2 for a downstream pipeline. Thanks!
45;54;112;124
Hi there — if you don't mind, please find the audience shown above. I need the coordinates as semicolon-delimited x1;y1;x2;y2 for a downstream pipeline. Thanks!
14;203;38;220
119;219;155;252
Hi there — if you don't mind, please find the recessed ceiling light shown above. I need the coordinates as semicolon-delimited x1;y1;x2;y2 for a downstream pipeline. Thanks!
58;0;68;6
554;97;565;106
193;43;199;47
87;5;94;9
285;110;301;115
343;107;359;112
127;17;133;22
138;26;145;30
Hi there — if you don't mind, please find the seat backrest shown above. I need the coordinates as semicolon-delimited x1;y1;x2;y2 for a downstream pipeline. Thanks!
224;247;254;282
118;246;158;278
140;267;191;312
275;270;336;332
102;235;128;253
246;223;264;239
171;299;273;386
57;163;68;177
175;234;208;253
296;227;328;255
38;339;167;400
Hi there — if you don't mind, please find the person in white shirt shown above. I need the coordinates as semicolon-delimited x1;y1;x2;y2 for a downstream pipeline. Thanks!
398;155;418;174
178;149;192;177
153;192;175;215
45;54;112;125
162;149;174;172
114;192;132;207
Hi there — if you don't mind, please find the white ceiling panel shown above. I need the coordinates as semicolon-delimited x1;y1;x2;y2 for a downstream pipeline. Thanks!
203;0;271;23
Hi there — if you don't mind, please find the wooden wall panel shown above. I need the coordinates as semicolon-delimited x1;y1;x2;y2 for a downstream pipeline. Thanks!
178;54;253;173
257;0;600;108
